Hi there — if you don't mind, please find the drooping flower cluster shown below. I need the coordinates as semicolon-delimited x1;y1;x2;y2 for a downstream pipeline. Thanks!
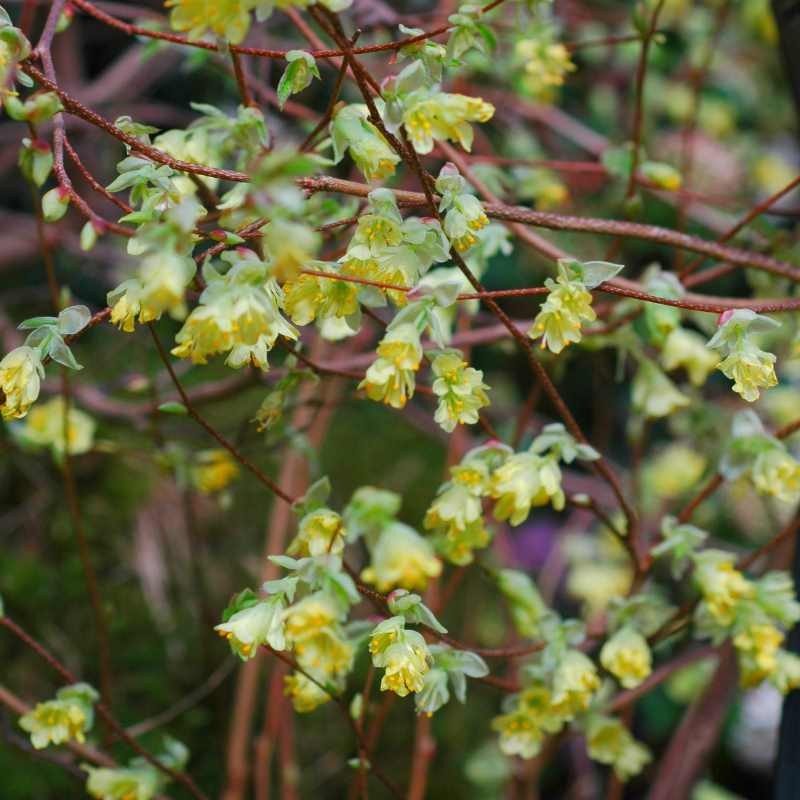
490;424;600;524
369;616;432;697
676;544;800;691
430;349;490;432
19;683;98;750
707;309;780;402
0;346;44;420
284;590;354;712
435;163;489;252
172;248;297;370
167;0;353;45
528;259;623;354
719;410;800;505
84;738;189;800
1;306;89;421
330;104;401;182
398;77;495;154
513;27;575;101
17;397;95;458
424;443;509;565
344;486;442;592
339;188;450;305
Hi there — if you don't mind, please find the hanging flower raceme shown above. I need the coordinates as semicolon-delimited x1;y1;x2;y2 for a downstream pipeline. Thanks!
1;306;89;421
599;626;652;689
361;521;442;592
631;359;690;419
720;411;800;505
402;89;494;154
490;423;600;525
0;345;44;420
19;683;98;750
360;322;423;409
287;507;346;557
191;449;239;494
424;443;510;564
528;259;623;354
339;189;450;306
369;616;433;697
108;252;196;331
84;738;188;800
584;715;652;781
330;104;400;182
283;263;360;331
283;591;354;712
214;589;287;660
17;397;95;458
707;309;780;402
172;248;297;371
660;326;720;386
435;163;489;251
430;349;490;433
514;26;575;101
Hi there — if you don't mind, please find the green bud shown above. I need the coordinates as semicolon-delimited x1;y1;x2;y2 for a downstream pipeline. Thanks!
42;187;70;222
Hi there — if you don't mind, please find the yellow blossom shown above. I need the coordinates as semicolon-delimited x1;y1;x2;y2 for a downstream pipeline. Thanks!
718;347;777;402
751;448;800;503
214;596;286;660
403;93;494;154
550;650;601;717
284;671;331;713
166;0;254;44
361;522;442;592
586;715;652;781
19;683;98;750
600;627;652;689
661;327;720;387
490;452;565;525
529;275;596;354
287;508;346;557
694;551;755;626
734;623;784;687
191;449;239;494
0;346;44;420
20;397;95;457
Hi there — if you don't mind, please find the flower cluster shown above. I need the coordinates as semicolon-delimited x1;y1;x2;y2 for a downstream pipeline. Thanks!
359;322;423;409
691;548;800;690
345;486;443;592
84;738;188;800
17;397;95;458
490;424;599;524
435;163;489;252
284;590;354;712
339;188;450;305
401;86;494;154
424;443;508;565
430;349;490;432
172;248;297;370
369;616;432;697
528;259;622;354
0;346;44;421
330;104;400;182
514;28;575;101
707;309;779;402
19;683;98;750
